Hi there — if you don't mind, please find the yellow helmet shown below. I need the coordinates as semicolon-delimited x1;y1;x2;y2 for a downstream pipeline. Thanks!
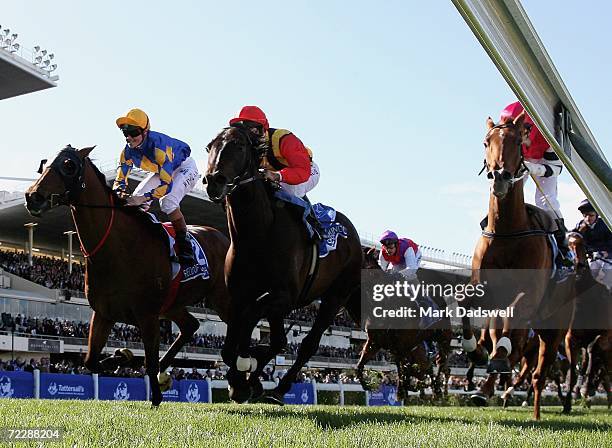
116;108;150;130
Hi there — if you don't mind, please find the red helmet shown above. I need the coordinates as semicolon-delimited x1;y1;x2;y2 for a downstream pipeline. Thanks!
229;105;269;130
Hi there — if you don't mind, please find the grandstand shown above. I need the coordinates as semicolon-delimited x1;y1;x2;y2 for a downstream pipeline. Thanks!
0;25;475;382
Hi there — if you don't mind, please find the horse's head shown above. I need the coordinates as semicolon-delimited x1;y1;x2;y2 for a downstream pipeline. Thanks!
483;112;528;199
25;145;95;217
204;127;261;203
362;247;381;269
567;231;587;265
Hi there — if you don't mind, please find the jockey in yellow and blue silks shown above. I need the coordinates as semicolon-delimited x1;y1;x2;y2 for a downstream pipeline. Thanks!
113;108;199;267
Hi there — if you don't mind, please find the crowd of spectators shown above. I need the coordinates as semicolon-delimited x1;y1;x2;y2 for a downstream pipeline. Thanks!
287;304;357;329
0;249;84;292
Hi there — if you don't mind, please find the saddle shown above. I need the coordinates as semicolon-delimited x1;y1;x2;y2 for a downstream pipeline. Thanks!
479;204;557;233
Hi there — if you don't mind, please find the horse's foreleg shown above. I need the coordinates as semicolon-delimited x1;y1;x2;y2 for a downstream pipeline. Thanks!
247;314;288;400
532;332;559;420
562;332;578;414
84;311;114;373
159;308;200;373
273;298;340;397
138;316;162;408
355;336;381;391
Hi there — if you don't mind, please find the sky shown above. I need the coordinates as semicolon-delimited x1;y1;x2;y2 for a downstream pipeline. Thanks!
1;1;610;256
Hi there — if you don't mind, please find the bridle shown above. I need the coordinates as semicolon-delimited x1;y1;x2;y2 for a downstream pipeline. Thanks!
40;145;88;208
478;122;529;185
207;126;268;196
37;145;116;258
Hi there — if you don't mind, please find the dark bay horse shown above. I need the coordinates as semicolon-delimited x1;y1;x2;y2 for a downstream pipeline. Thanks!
357;247;452;400
564;231;611;411
465;113;575;419
25;145;231;406
204;127;362;403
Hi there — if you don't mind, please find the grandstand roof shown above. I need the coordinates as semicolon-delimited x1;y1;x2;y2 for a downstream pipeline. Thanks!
0;170;228;252
0;48;57;100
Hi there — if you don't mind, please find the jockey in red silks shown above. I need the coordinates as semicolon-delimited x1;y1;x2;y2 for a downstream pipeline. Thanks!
500;101;570;259
228;105;320;199
378;230;422;281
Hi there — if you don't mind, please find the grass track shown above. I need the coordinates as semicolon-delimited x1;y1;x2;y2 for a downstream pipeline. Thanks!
0;400;610;447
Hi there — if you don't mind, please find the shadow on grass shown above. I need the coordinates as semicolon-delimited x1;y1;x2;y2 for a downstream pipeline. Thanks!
215;404;611;432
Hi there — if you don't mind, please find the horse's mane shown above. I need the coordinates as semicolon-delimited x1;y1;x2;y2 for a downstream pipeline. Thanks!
84;154;159;224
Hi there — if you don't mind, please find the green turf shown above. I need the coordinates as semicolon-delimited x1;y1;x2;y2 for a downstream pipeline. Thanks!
0;400;610;447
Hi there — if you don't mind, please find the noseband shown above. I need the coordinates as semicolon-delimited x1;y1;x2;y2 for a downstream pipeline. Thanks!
479;123;529;184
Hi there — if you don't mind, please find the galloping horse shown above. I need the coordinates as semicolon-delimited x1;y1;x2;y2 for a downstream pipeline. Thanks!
563;231;611;411
25;146;231;407
204;127;362;403
467;113;575;419
357;247;452;400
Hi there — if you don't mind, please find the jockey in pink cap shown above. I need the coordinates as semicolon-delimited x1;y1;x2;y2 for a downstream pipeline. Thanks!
500;101;570;263
378;230;422;281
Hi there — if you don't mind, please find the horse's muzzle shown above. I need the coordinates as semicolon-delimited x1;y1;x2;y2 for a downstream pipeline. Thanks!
24;191;49;217
205;172;229;203
491;169;512;199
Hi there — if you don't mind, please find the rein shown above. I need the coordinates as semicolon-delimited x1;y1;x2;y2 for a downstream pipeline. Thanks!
72;193;116;258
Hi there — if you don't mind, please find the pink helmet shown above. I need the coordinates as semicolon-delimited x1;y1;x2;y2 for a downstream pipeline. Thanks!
500;101;535;126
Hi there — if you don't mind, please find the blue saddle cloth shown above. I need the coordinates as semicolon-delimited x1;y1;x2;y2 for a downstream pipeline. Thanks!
273;190;348;258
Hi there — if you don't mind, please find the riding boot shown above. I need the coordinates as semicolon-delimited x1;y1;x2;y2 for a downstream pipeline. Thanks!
172;217;197;266
301;195;323;241
554;218;573;267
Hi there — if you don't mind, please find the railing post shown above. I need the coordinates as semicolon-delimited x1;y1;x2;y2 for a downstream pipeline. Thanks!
339;380;344;406
144;375;150;401
33;369;40;399
206;377;212;403
92;373;99;400
312;379;317;405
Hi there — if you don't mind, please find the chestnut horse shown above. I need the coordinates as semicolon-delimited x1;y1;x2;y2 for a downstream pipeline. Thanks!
357;247;452;400
465;113;575;419
25;146;231;407
204;127;362;403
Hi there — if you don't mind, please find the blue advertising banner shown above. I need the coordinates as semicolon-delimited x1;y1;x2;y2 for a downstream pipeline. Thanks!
98;377;146;401
368;385;401;406
178;380;209;403
40;373;94;400
283;383;315;405
161;380;181;402
0;371;34;399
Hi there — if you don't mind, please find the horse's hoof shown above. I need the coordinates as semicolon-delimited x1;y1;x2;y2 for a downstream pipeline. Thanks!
263;391;285;406
487;358;511;374
158;372;172;392
470;394;488;407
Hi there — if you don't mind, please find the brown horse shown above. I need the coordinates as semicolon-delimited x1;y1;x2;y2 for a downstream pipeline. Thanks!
466;113;575;419
563;231;611;411
357;247;453;400
25;145;231;407
204;127;362;403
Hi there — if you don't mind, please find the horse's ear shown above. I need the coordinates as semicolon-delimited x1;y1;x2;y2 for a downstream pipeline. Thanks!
486;117;495;130
79;146;97;158
513;110;526;127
